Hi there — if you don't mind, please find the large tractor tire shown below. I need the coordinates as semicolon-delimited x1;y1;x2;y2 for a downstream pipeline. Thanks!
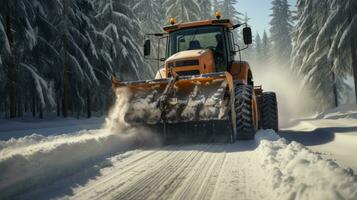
262;92;279;132
234;84;257;140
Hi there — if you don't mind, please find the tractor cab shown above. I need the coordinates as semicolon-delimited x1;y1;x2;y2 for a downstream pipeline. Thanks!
167;25;231;73
144;14;252;79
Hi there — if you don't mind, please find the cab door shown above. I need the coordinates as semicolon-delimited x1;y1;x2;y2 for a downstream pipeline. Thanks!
225;28;236;69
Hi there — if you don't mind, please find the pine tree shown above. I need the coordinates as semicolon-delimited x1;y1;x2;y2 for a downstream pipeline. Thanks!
324;0;357;104
164;0;201;23
269;0;293;64
0;0;154;119
291;0;334;110
95;0;154;80
212;0;220;13
254;33;263;64
220;0;242;24
291;0;357;109
261;30;271;62
198;0;212;20
132;0;162;33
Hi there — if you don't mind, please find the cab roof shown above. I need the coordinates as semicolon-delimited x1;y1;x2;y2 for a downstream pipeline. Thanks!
163;19;234;33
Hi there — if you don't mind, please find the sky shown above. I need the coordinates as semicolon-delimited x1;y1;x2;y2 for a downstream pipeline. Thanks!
235;0;296;36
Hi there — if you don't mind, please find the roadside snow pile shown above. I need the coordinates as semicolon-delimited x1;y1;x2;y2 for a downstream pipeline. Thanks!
0;128;158;199
255;130;357;200
316;104;357;119
0;89;160;199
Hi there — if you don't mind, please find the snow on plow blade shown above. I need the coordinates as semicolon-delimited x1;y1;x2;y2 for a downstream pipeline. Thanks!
112;72;235;142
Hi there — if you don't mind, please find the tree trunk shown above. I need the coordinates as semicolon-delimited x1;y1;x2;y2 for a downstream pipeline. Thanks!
62;0;69;118
77;107;80;119
17;97;23;117
4;100;8;119
351;40;357;104
332;72;338;107
5;12;16;118
348;4;357;105
32;94;36;117
24;102;28;113
39;104;43;119
57;95;61;117
38;100;43;119
62;41;69;118
62;91;68;117
86;87;91;118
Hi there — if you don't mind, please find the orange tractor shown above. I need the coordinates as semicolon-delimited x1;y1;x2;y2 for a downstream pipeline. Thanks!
112;13;278;143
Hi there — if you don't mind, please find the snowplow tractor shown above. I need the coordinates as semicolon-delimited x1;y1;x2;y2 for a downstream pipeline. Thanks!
112;17;279;143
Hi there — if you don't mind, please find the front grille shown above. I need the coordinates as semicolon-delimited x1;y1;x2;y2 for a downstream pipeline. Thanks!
174;60;199;67
175;70;200;76
168;62;174;68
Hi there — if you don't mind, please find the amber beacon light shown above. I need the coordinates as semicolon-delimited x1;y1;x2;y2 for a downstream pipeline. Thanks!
215;11;221;19
170;18;176;25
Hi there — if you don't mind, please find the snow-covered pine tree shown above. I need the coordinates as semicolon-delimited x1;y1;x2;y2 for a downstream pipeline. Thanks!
130;0;167;75
132;0;162;33
262;30;271;63
198;0;212;20
0;0;60;118
0;0;159;119
220;0;242;24
155;0;168;25
291;0;334;110
292;0;357;109
164;0;201;23
323;0;357;104
254;33;263;65
269;0;293;65
95;0;154;81
306;0;339;107
0;14;10;116
212;0;220;13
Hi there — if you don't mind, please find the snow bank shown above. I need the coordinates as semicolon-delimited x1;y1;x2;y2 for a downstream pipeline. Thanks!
316;104;357;119
255;130;357;200
0;89;161;199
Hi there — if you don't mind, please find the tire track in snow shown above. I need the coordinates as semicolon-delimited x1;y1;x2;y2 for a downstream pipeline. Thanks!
71;149;180;200
170;145;224;200
212;151;247;200
69;144;254;200
70;150;160;198
154;148;216;200
195;152;227;200
113;148;203;200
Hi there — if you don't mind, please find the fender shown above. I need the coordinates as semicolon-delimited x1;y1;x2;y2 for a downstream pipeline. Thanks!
229;61;252;84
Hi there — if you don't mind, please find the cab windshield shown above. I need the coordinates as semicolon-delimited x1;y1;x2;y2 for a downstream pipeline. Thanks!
168;26;225;56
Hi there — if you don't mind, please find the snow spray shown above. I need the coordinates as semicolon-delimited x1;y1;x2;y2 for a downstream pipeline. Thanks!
253;61;316;127
104;88;162;146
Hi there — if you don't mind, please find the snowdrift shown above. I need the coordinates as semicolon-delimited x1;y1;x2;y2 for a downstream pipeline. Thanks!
316;104;357;119
255;130;357;200
0;127;160;199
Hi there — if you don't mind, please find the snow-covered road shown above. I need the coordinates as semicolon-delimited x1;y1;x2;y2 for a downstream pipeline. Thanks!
1;128;357;200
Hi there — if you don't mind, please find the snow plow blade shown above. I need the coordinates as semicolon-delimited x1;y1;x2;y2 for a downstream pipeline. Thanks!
112;72;236;143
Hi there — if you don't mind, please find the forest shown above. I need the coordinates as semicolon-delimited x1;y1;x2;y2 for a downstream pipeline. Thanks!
0;0;356;119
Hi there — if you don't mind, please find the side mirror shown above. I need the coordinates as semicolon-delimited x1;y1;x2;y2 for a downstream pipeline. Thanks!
144;39;151;56
243;27;252;45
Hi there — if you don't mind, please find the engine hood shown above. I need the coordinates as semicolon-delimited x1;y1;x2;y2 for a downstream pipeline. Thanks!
164;49;216;77
166;49;211;62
